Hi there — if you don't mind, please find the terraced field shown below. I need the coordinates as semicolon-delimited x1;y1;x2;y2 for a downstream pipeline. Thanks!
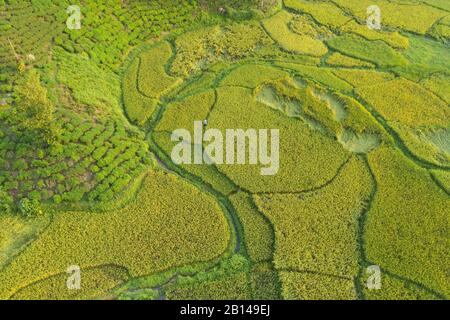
0;0;448;301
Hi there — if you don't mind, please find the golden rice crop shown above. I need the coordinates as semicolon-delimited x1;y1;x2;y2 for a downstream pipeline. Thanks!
156;90;215;135
326;53;375;68
275;63;353;92
331;69;394;88
122;58;158;126
230;192;273;263
331;0;447;34
254;156;372;277
356;78;450;127
284;0;351;29
138;42;182;98
340;20;409;49
165;272;251;300
421;73;450;104
0;171;229;299
208;86;349;193
10;266;128;300
280;272;357;300
262;11;328;56
220;64;288;88
365;146;449;297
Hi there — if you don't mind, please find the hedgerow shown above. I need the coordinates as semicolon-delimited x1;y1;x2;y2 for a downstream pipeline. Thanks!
261;11;328;56
0;171;230;299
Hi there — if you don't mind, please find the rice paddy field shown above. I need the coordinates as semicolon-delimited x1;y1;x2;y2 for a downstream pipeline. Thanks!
0;0;448;301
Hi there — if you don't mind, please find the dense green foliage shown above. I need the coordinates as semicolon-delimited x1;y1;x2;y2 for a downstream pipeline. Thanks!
1;0;448;301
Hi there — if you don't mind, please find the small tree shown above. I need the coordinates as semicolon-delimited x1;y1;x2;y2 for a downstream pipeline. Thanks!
13;70;58;144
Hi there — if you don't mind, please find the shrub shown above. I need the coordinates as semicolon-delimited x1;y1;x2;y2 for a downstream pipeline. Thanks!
18;198;42;218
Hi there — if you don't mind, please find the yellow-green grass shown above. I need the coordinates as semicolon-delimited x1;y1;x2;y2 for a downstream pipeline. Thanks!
275;64;353;92
356;78;450;127
122;58;158;126
262;11;328;56
0;171;229;299
284;0;351;29
331;0;447;34
230;192;273;263
220;64;288;88
156;89;215;135
137;42;182;98
331;69;395;88
280;272;357;300
421;73;450;104
326;53;375;68
10;266;128;300
165;272;251;300
254;156;372;277
340;20;409;49
365;147;450;297
153;131;237;196
208;86;349;193
327;34;408;68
